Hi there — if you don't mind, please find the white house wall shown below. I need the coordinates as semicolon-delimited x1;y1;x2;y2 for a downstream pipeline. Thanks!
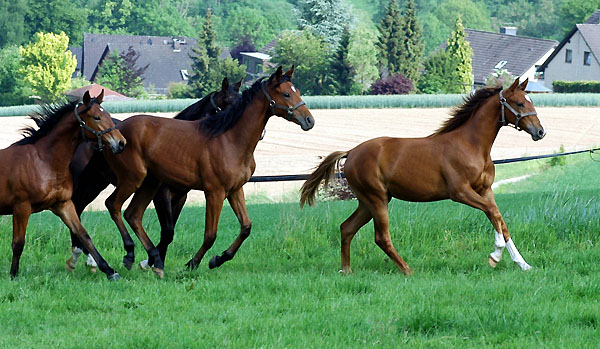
544;31;600;89
522;49;555;82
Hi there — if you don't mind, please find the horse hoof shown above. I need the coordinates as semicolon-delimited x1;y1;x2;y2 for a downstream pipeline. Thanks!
403;267;413;276
516;261;532;271
108;273;121;281
208;256;219;269
139;259;151;270
185;260;198;270
152;267;164;279
89;266;97;273
65;259;75;273
488;256;499;268
123;258;134;270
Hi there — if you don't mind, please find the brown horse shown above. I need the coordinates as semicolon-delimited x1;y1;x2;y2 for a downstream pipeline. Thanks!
103;66;314;278
0;90;126;280
65;78;242;272
300;78;545;274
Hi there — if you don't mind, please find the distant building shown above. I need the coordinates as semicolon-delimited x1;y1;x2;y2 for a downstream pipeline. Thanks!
69;33;232;95
536;10;600;90
240;52;273;81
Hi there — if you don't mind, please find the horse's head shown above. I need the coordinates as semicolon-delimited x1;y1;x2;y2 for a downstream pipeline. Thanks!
210;77;242;113
499;78;546;141
262;66;315;131
77;90;126;154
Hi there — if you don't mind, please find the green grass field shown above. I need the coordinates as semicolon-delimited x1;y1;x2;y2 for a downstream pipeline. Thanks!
0;153;598;347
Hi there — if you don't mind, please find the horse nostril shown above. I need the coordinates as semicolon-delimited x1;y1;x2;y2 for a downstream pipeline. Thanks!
119;140;125;148
538;129;546;138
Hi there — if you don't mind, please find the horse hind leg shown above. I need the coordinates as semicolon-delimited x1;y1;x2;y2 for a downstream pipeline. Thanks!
339;202;372;274
105;182;139;270
209;188;250;269
10;203;32;279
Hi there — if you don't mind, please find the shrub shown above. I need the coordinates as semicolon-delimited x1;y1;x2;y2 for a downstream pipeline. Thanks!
548;145;567;167
553;80;600;93
371;74;413;95
168;83;193;99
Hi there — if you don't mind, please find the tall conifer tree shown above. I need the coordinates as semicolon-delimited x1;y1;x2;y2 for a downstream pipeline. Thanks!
398;0;424;82
376;0;403;77
189;8;221;96
446;16;473;93
329;26;353;95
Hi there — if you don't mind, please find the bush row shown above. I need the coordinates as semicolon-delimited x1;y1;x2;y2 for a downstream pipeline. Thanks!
553;80;600;93
1;93;599;117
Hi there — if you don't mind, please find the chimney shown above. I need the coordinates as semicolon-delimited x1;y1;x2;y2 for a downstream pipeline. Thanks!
500;26;517;36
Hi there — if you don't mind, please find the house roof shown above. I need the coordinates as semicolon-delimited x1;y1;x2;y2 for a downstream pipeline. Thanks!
69;46;82;74
240;52;271;60
65;83;132;101
585;9;600;24
537;23;600;72
456;29;557;84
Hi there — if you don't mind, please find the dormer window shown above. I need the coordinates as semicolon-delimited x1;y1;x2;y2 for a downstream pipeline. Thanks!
180;69;189;81
494;60;507;69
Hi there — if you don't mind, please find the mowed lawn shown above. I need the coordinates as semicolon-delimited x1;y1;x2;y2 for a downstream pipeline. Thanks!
0;153;598;347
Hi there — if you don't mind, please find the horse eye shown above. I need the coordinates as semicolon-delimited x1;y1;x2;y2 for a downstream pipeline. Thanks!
93;115;101;121
516;103;524;108
283;92;291;98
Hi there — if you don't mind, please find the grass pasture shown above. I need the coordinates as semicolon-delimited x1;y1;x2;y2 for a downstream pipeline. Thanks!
0;154;599;347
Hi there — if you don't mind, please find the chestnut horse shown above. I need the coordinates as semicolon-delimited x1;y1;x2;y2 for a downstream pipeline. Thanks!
104;66;314;278
65;78;242;272
300;78;545;274
0;91;126;280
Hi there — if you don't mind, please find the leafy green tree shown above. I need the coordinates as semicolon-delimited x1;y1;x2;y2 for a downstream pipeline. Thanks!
18;32;77;102
0;46;29;106
376;0;403;76
347;24;379;95
446;17;473;93
328;27;353;95
220;6;271;48
557;0;600;35
0;0;28;49
398;0;424;82
96;47;148;98
417;50;456;94
24;0;87;46
296;0;355;49
273;30;330;95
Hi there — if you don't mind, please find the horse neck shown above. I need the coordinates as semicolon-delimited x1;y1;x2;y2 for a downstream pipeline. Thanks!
35;114;82;169
175;97;212;121
225;94;270;156
457;97;502;156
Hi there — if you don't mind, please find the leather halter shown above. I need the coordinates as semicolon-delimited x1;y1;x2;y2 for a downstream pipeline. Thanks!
209;92;222;112
74;101;117;151
260;81;305;120
499;90;537;131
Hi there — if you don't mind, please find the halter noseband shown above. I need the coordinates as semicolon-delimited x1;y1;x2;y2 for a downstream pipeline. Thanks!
209;92;222;113
260;81;305;120
499;90;537;131
74;102;117;151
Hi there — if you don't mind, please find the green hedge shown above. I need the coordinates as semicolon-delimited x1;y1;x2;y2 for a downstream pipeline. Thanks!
1;93;599;116
553;80;600;93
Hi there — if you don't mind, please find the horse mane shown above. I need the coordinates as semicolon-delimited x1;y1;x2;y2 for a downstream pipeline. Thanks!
174;94;213;121
200;78;265;138
432;87;502;135
16;100;80;145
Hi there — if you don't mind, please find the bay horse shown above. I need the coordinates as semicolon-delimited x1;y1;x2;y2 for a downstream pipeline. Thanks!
300;78;545;274
0;90;126;280
65;78;242;272
103;66;314;278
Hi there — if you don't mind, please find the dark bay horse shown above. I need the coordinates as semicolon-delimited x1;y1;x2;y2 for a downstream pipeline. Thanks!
0;90;126;279
65;78;242;272
103;66;314;278
301;78;545;274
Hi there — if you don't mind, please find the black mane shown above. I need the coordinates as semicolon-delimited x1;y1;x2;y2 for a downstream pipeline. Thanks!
200;78;265;138
174;94;213;121
16;100;79;145
432;87;501;135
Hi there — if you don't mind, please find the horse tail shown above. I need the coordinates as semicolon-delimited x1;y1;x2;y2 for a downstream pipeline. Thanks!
300;151;348;207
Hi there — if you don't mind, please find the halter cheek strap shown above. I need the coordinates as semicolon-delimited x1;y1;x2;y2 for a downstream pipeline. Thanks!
209;92;222;112
260;82;305;121
74;102;117;151
499;90;538;131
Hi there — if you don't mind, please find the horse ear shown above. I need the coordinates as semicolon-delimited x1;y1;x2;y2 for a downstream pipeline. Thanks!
83;90;91;105
97;89;104;104
284;65;295;79
507;78;520;92
518;77;529;91
222;77;229;91
272;66;283;81
234;78;243;92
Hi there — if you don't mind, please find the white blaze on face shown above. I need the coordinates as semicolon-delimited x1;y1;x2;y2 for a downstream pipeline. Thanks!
524;94;532;104
291;85;297;93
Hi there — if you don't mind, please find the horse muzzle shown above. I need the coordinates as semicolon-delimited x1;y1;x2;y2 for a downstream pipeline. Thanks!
106;135;127;154
295;114;315;131
528;125;546;141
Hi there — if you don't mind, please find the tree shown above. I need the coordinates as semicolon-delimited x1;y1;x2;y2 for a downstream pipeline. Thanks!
371;74;413;95
328;27;353;95
557;0;600;35
0;0;28;49
445;17;473;93
273;30;330;95
0;46;29;106
376;0;403;76
296;0;355;49
18;32;77;102
96;47;148;98
398;0;424;83
24;0;87;46
347;24;379;95
417;50;456;94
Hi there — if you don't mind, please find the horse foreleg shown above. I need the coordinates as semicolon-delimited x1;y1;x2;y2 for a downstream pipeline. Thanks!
339;202;372;274
209;188;251;269
186;190;225;270
53;200;119;280
123;178;164;278
10;203;31;279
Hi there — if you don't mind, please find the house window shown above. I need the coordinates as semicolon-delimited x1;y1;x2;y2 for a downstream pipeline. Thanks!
584;51;591;66
180;69;189;81
565;49;572;63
